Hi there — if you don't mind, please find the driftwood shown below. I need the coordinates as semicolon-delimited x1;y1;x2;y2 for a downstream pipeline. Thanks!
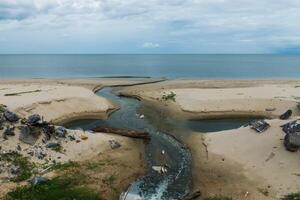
180;190;201;200
93;127;150;140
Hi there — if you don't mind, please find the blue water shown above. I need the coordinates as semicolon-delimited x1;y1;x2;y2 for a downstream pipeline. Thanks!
0;54;300;79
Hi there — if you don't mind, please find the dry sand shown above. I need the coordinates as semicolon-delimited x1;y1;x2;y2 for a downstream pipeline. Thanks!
120;79;300;200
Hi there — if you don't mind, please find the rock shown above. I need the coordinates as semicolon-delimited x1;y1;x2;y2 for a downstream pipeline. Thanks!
284;133;300;152
46;142;60;149
31;176;48;185
68;135;76;141
280;109;292;120
139;114;145;119
42;124;55;140
35;148;47;159
27;114;42;126
109;140;121;149
250;120;270;133
3;110;19;122
10;165;20;175
4;126;15;136
19;126;39;145
55;126;67;138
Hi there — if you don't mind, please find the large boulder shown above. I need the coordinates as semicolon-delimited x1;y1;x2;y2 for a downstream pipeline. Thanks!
27;114;42;126
4;110;19;123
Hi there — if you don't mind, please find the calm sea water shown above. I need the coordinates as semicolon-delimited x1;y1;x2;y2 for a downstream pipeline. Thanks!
0;54;300;79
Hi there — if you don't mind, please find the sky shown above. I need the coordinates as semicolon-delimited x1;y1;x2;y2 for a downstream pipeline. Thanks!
0;0;300;54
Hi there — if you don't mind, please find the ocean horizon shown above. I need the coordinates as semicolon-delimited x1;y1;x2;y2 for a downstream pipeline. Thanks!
1;54;300;79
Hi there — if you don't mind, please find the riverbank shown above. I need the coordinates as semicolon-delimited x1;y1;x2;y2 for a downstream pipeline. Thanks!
0;78;156;199
120;79;300;200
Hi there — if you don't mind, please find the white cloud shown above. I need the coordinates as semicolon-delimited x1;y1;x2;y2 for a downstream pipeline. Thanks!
143;42;160;48
1;0;300;53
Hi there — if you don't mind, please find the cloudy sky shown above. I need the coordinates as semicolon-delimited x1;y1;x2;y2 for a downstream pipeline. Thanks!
0;0;300;54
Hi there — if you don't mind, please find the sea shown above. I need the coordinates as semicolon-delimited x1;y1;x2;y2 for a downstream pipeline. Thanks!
0;54;300;79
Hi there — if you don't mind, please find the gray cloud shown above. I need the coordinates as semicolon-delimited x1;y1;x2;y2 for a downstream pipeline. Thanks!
1;0;300;53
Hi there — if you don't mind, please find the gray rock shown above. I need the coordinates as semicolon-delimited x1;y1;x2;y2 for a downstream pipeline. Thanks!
109;140;121;149
46;142;60;149
4;110;19;122
10;165;20;174
4;126;15;136
31;176;48;185
27;114;42;126
55;126;67;138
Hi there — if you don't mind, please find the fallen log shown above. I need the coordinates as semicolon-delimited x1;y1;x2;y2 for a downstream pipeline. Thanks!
93;127;150;140
180;190;201;200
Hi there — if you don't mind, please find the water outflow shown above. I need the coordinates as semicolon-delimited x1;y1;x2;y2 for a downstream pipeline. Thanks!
95;87;192;200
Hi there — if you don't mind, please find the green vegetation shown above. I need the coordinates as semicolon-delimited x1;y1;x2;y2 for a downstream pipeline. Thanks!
281;193;300;200
0;104;5;113
162;91;176;102
4;89;42;96
0;152;34;182
258;188;269;196
204;196;233;200
5;176;102;200
6;159;119;200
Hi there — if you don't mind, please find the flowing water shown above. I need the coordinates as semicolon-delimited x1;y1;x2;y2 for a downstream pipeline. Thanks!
65;87;261;199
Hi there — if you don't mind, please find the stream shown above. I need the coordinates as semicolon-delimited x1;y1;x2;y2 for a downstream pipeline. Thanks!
65;87;257;200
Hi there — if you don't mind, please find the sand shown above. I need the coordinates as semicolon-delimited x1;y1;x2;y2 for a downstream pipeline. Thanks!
120;79;300;200
0;78;157;198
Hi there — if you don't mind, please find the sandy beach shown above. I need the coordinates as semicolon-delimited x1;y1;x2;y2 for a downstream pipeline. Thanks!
120;79;300;200
0;78;155;199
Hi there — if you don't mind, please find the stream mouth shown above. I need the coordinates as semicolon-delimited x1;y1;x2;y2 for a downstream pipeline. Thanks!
64;87;262;200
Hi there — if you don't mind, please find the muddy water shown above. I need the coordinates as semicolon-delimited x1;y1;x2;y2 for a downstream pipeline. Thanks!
65;87;261;200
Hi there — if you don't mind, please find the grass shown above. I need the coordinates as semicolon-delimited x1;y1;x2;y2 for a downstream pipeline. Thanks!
258;188;269;196
162;91;176;102
6;159;119;200
0;152;34;182
282;193;300;200
5;176;102;200
204;196;233;200
4;90;42;96
0;104;5;113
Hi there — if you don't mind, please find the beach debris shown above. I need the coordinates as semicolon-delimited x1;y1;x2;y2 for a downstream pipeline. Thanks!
55;126;67;138
181;190;202;200
281;120;300;152
161;149;165;155
109;140;121;149
250;120;270;133
139;114;145;119
281;120;300;134
80;134;88;140
152;165;169;174
45;142;60;149
3;110;19;123
4;126;15;136
93;127;150;140
31;176;48;185
16;144;22;151
27;114;42;126
162;91;176;102
265;108;276;112
265;152;275;162
280;109;292;120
